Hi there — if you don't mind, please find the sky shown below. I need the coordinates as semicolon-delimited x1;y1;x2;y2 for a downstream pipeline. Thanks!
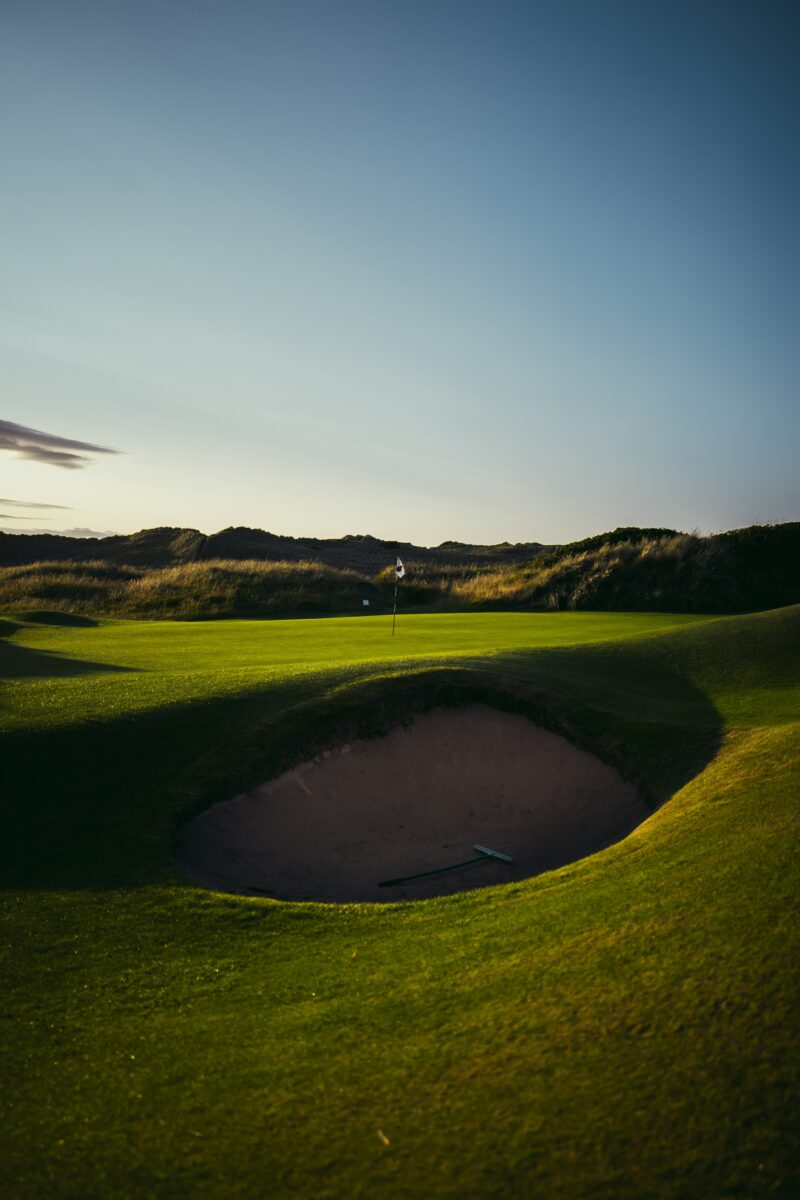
1;0;798;545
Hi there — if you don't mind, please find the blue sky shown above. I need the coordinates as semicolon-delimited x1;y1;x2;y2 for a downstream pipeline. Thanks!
1;0;798;544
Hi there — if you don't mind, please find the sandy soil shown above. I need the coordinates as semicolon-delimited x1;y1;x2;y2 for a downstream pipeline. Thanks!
175;705;649;903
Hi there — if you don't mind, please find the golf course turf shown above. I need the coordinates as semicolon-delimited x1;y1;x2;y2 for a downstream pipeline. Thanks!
2;607;798;1197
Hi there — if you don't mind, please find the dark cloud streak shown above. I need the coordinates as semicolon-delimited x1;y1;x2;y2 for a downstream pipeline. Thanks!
0;498;72;510
0;420;120;469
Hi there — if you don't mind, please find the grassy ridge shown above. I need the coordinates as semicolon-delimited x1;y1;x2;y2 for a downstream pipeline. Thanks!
3;522;798;618
0;524;545;571
0;558;380;619
405;522;800;612
2;607;799;1198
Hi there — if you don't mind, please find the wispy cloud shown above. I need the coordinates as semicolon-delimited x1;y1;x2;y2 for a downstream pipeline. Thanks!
0;497;73;510
0;420;120;469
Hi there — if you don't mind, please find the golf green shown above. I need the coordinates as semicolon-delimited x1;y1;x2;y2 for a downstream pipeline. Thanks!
2;606;798;1198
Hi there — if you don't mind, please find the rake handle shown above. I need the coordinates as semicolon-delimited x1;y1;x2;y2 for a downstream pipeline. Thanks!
378;854;488;888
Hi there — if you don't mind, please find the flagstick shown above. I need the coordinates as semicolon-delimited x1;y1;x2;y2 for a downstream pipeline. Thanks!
391;557;404;636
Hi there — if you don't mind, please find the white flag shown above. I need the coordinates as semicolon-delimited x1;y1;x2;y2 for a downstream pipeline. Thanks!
395;557;406;579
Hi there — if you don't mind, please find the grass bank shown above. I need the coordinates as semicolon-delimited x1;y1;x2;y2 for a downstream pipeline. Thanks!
2;606;798;1198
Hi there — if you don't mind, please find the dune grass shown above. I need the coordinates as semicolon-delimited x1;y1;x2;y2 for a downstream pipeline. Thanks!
4;523;799;620
431;523;800;612
0;558;380;620
1;606;798;1198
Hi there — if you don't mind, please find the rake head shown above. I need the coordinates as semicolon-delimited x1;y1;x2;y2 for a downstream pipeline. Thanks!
473;844;514;864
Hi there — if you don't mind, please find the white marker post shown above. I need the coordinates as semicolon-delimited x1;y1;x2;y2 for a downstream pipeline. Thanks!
392;556;405;637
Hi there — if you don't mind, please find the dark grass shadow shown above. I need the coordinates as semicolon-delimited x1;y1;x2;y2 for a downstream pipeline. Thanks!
474;643;726;811
0;639;135;680
0;641;723;893
14;610;99;627
0;678;319;892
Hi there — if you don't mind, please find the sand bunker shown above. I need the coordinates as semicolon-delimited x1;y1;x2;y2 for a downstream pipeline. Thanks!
176;705;649;903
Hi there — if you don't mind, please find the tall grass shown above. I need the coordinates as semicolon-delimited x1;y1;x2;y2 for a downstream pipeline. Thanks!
389;526;800;613
0;559;380;619
2;524;797;617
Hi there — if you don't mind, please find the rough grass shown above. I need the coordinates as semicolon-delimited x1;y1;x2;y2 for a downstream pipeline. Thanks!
1;606;798;1198
5;522;798;619
0;558;380;619
447;525;800;612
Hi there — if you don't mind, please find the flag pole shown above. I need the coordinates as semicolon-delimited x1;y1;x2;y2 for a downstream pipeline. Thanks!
391;557;404;636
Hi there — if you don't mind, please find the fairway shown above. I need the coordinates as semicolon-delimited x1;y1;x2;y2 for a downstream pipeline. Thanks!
2;606;799;1198
0;609;710;729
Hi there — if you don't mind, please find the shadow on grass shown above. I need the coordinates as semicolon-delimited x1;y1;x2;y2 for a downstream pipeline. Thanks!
0;640;723;893
0;639;134;680
14;610;99;627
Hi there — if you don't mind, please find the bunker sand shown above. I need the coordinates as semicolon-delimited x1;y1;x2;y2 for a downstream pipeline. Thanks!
176;705;649;902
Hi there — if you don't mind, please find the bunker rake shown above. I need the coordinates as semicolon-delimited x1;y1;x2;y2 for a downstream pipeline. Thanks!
378;843;513;888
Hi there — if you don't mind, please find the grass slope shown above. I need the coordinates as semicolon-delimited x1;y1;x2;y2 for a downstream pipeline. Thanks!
3;522;798;619
2;607;798;1198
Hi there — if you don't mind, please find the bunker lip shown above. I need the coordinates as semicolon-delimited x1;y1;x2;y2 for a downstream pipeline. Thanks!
175;705;649;903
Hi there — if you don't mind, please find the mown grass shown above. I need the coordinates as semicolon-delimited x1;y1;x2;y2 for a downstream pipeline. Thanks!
0;609;710;731
2;606;798;1198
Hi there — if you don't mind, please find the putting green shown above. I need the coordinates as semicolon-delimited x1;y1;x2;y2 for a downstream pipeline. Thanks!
1;606;798;1198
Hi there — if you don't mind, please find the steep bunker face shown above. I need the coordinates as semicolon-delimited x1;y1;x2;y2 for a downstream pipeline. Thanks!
176;705;649;903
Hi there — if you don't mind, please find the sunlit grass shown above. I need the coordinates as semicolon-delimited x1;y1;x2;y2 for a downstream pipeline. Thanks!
2;605;798;1198
0;609;712;729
